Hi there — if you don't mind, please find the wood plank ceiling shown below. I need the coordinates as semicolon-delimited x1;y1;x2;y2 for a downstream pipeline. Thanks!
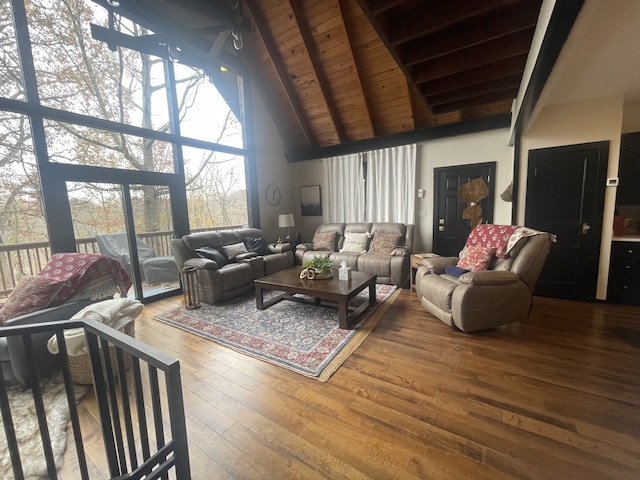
121;0;544;154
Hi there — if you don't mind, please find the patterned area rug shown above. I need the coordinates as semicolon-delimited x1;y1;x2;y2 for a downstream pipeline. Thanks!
154;284;399;381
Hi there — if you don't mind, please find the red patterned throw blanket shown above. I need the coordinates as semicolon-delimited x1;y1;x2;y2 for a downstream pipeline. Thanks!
466;224;554;258
465;224;519;258
0;253;131;323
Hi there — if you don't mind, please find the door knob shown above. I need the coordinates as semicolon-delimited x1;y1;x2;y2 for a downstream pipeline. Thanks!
582;223;591;234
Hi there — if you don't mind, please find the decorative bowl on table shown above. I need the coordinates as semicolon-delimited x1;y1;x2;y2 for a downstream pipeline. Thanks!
300;257;334;279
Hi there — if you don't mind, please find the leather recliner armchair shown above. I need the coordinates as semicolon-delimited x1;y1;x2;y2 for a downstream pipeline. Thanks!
415;227;553;332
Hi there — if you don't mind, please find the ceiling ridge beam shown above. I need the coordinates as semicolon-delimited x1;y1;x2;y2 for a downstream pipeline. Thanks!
289;0;343;144
338;0;376;138
243;1;315;146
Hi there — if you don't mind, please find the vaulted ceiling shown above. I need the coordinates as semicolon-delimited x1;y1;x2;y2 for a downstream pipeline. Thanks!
114;0;544;155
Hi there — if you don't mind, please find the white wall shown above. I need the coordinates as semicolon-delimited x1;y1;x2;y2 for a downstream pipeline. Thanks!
252;87;296;242
280;129;515;251
519;95;624;300
415;129;514;252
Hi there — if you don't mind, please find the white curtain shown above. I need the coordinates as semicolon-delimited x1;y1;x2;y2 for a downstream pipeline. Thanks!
366;144;416;223
322;153;365;223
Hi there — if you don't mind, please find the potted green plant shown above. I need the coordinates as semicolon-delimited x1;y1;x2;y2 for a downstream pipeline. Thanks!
301;256;335;279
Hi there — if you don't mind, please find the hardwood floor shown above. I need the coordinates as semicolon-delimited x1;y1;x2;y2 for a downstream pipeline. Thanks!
63;289;640;479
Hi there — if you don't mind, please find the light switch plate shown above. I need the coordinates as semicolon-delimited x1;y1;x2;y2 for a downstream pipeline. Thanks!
606;177;619;186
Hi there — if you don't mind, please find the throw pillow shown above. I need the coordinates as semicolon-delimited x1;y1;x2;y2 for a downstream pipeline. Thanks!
195;247;230;267
340;232;370;253
244;236;270;255
313;231;337;251
368;232;402;255
0;275;65;324
222;242;249;260
445;264;469;278
456;245;495;271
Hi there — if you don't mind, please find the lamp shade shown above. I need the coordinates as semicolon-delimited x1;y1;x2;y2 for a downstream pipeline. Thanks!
278;213;295;228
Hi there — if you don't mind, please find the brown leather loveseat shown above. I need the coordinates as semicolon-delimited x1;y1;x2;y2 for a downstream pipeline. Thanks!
295;222;414;286
172;228;294;304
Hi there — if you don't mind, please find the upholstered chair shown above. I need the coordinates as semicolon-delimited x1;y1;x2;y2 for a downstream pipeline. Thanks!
415;225;554;332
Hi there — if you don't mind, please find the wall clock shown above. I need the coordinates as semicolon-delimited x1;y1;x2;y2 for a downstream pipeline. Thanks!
265;184;281;206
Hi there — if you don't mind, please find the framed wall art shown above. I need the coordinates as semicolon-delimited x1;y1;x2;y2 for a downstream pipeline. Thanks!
300;185;322;216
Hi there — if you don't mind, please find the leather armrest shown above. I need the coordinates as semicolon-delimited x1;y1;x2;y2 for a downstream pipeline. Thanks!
458;270;519;286
296;243;314;251
421;257;458;274
184;258;219;271
236;252;258;260
390;246;410;257
269;243;291;253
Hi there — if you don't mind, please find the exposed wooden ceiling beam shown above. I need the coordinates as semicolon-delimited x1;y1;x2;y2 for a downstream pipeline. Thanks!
419;54;528;97
386;0;521;45
399;4;539;66
243;1;315;146
427;74;522;107
338;0;375;138
288;0;343;144
412;29;535;83
355;0;434;116
366;0;408;15
432;88;519;115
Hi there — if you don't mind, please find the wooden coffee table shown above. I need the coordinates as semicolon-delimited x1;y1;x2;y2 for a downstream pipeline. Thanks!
254;266;377;329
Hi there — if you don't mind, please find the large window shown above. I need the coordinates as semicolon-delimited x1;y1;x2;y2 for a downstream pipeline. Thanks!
0;0;254;300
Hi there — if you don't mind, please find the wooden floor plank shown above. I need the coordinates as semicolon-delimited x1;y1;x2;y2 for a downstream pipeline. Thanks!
62;288;640;479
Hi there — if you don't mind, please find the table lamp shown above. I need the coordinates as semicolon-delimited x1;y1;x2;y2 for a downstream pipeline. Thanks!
278;213;295;242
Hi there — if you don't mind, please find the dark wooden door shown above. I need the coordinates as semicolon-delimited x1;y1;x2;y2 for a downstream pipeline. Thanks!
433;162;495;256
525;142;608;301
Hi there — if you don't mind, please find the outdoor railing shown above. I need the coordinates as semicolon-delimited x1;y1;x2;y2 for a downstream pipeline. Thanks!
0;318;191;479
0;225;242;299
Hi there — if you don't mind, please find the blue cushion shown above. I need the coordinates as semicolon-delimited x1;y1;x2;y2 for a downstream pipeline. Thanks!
445;264;469;278
195;247;230;267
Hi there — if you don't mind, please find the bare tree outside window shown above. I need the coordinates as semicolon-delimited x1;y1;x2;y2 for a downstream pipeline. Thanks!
0;0;248;245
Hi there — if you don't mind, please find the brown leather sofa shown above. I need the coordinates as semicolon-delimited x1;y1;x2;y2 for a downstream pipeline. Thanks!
414;227;553;332
295;222;414;286
171;228;294;304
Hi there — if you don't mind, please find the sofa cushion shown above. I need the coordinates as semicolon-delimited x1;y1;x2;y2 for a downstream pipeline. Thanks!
340;232;370;253
195;247;230;267
456;245;495;271
369;232;402;255
313;231;337;251
223;242;249;260
244;236;270;255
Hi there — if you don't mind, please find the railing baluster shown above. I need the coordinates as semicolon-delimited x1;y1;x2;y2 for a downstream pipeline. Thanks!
148;365;168;480
133;357;152;461
56;330;91;480
0;371;24;480
101;338;128;474
116;348;139;470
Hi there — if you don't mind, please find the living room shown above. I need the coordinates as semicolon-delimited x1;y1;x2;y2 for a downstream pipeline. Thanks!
1;0;639;479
